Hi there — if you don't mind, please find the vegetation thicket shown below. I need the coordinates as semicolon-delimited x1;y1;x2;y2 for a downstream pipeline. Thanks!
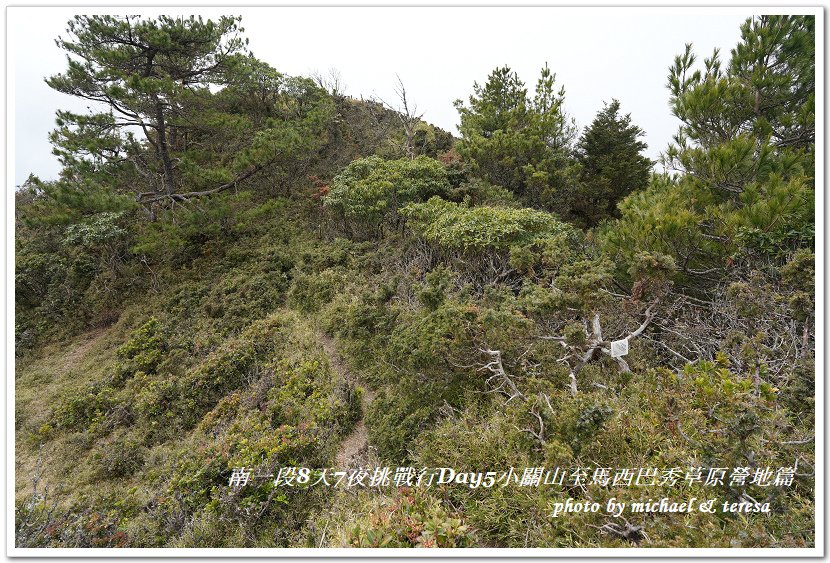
16;14;814;548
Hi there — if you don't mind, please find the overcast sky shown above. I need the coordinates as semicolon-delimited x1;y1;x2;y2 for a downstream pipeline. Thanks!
9;7;755;186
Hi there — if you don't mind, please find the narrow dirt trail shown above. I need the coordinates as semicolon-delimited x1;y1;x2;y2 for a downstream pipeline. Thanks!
62;327;107;373
318;333;375;468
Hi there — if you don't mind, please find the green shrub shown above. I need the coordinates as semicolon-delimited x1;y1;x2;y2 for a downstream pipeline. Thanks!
116;317;166;381
401;197;573;252
367;381;440;462
449;178;519;207
130;313;292;433
91;430;147;478
50;382;115;432
321;285;396;341
323;156;450;234
287;267;347;313
414;266;453;311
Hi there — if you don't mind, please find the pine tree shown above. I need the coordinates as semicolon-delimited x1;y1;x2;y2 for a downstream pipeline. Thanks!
454;67;530;194
47;15;334;212
455;66;528;138
573;100;652;227
47;15;248;201
454;65;579;210
606;15;814;285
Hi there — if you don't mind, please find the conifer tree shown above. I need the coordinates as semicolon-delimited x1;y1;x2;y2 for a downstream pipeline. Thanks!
606;15;814;283
47;15;248;201
454;65;579;210
47;15;334;213
573;100;652;227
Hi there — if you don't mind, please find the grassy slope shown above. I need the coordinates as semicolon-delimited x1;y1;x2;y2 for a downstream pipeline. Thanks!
15;193;815;548
15;196;370;546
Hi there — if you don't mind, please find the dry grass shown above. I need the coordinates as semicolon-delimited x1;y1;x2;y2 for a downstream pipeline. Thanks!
15;322;127;503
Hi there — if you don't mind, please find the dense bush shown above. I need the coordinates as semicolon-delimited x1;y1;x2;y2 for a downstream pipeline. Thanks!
401;197;572;252
14;13;815;551
323;156;450;236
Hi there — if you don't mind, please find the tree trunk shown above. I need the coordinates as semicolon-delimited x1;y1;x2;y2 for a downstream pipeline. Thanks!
153;96;176;196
